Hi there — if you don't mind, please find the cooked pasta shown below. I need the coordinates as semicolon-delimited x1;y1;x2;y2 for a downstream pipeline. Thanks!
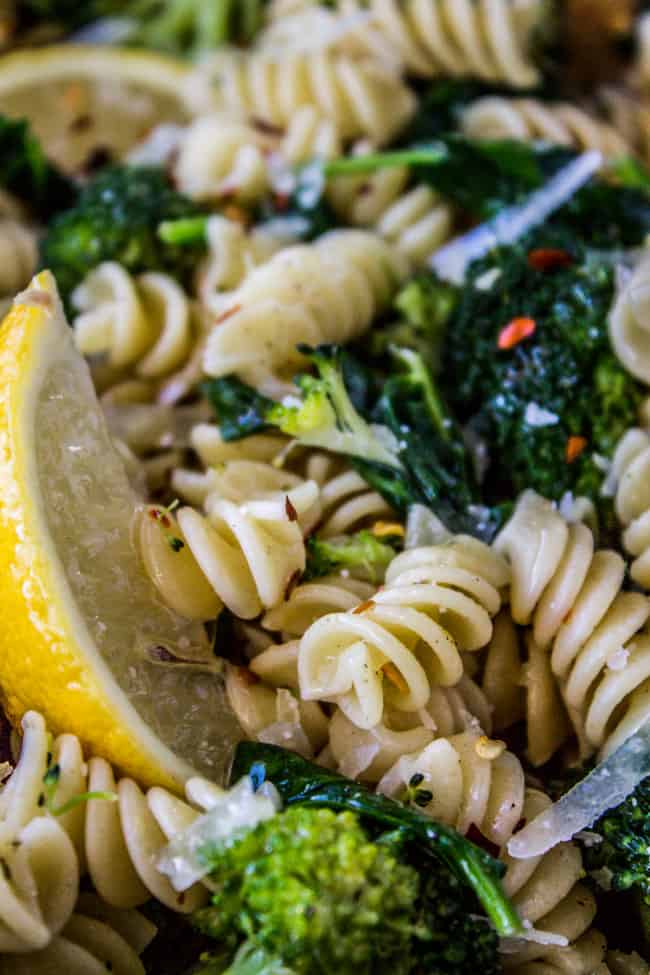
261;574;375;636
174;115;272;204
0;218;38;297
496;490;650;758
608;248;650;384
611;427;650;588
184;48;416;146
138;470;318;619
0;711;79;954
203;229;409;390
224;663;329;759
379;732;604;971
3;894;157;975
317;468;394;537
298;544;503;728
308;0;544;85
72;262;194;379
328;144;455;263
461;96;630;156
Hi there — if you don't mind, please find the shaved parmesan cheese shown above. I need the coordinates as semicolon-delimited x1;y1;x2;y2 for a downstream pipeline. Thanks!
430;151;603;284
524;402;559;427
507;719;650;859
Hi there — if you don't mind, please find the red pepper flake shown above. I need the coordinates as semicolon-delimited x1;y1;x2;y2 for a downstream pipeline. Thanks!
527;248;573;272
566;436;587;463
352;599;376;615
148;507;171;528
285;496;298;522
214;303;241;325
274;192;290;212
497;316;536;350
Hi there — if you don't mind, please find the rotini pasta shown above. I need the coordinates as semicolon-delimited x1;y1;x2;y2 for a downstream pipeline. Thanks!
317;468;394;537
139;469;318;620
184;48;416;147
203;229;409;390
461;96;630;157
261;574;375;636
72;262;194;379
379;732;604;973
0;218;38;297
611;427;650;588
328;143;454;264
608;248;650;384
298;543;503;728
314;0;544;85
175;114;272;204
496;490;650;758
3;894;157;975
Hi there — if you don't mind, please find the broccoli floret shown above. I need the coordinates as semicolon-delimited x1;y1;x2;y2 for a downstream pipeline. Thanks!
193;806;500;975
0;115;75;218
40;165;206;301
126;0;268;53
369;275;458;373
585;777;650;905
304;529;400;583
442;239;644;522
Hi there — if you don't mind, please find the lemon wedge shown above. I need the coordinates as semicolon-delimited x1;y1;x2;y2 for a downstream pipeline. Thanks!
0;272;240;791
0;45;192;173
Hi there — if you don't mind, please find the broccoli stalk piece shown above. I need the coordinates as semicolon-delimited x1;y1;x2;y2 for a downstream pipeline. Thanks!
193;805;502;975
304;530;400;583
126;0;268;52
40;165;207;301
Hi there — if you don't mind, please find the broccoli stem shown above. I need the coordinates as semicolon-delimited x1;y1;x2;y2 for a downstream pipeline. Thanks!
231;743;523;939
389;346;450;440
158;215;208;246
223;943;294;975
323;145;448;178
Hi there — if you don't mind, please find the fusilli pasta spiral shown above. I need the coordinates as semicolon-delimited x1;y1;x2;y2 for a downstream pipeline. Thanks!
298;543;503;728
379;732;604;973
139;469;319;620
0;218;38;297
203;229;409;390
309;0;544;85
3;894;156;975
184;48;416;146
72;262;194;379
461;96;630;156
175;115;272;204
611;427;650;588
495;490;650;758
261;574;375;637
608;248;650;384
328;143;454;264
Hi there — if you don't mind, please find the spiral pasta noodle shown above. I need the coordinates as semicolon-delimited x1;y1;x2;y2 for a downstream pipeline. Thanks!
261;574;375;636
295;0;544;85
139;467;319;620
184;48;416;147
328;145;454;264
175;115;272;204
608;248;650;384
495;490;650;758
0;218;38;297
379;731;606;974
203;229;409;390
298;541;504;728
461;96;630;157
72;262;194;379
611;427;650;589
3;894;157;975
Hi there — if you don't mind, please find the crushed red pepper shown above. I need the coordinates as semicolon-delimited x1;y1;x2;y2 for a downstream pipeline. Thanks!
566;436;588;463
527;248;573;272
497;317;536;350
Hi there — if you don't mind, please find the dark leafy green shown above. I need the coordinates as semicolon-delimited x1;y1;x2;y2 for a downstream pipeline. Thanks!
230;741;522;939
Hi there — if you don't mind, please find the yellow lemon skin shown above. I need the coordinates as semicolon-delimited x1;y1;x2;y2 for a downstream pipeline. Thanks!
0;273;193;792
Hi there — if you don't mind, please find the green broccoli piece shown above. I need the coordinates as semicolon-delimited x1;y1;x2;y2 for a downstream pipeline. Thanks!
585;777;650;905
193;806;500;975
125;0;268;53
266;346;403;470
40;165;206;301
0;115;75;218
442;238;644;523
304;530;400;583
